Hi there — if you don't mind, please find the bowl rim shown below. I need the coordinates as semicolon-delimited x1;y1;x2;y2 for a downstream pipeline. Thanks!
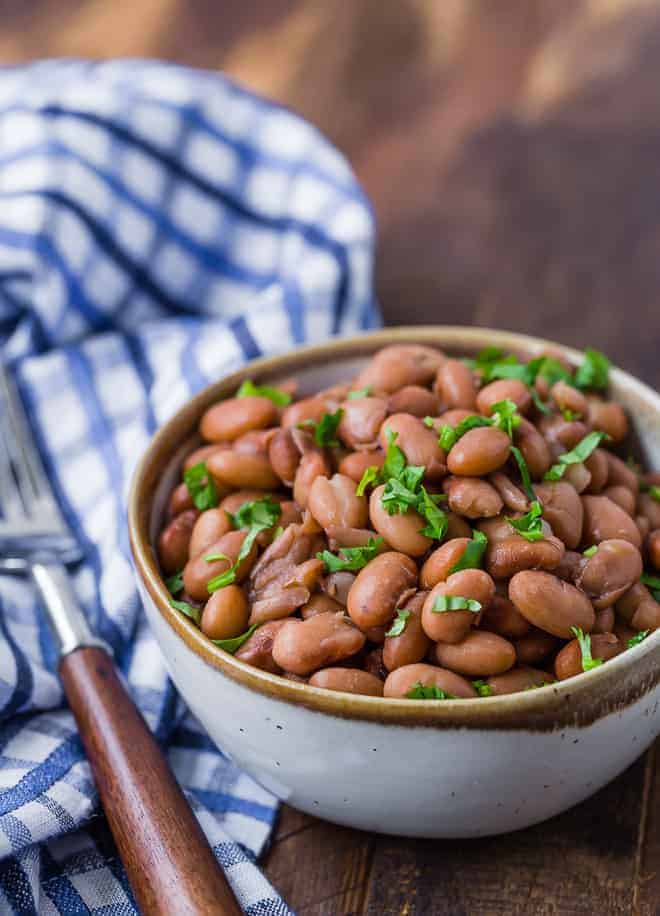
128;325;660;729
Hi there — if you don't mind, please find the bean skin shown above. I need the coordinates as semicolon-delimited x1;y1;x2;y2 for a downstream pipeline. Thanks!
183;443;226;471
486;534;565;580
383;592;431;672
489;472;528;513
183;529;257;601
268;428;301;485
638;492;660;530
587;397;628;443
235;619;288;674
581;495;642;547
648;529;660;570
158;509;199;574
272;612;366;676
353;345;445;393
446;512;473;539
616;583;660;632
509;570;595;638
168;482;194;518
301;593;345;618
593;606;615;634
550;380;588;417
201;585;249;640
338;450;384;483
207;449;280;490
347;552;418;630
539;415;589;457
435;359;477;410
308;668;384;696
603;485;636;516
447;427;511;476
281;396;335;430
369;485;433;557
434;631;516;677
584;448;609;494
554;633;622;680
388;385;440;417
513;418;552;479
480;594;531;639
604;452;639;492
421;569;495;644
200;396;277;442
487;667;555;696
220;490;276;516
293;451;331;508
383;663;477;699
477;379;532;416
379;413;446;480
338;397;388;450
188;507;233;558
533;481;584;549
308;473;368;530
323;571;357;606
444;476;503;519
576;539;642;609
420;538;471;589
514;629;560;665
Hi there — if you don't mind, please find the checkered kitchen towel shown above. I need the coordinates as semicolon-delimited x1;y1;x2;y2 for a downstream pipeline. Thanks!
0;60;379;914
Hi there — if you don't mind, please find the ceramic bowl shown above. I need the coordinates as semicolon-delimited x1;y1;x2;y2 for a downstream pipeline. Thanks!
128;327;660;838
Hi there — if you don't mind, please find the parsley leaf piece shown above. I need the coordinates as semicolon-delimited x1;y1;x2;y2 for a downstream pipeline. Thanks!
229;496;281;532
272;525;284;540
506;500;545;542
206;568;237;591
356;465;381;497
640;572;660;602
439;415;492;452
574;348;610;390
405;682;456;700
489;399;522;438
382;429;407;480
300;408;345;447
432;595;482;613
317;537;384;573
417;487;449;539
439;425;458;452
204;551;231;564
212;623;259;654
449;529;488;574
236;379;292;405
472;679;493;697
385;608;411;637
583;545;598;557
509;445;536;502
169;597;202;626
165;570;184;594
544;431;608;481
531;388;551;415
468;346;505;371
561;408;579;421
423;415;436;428
183;462;219;511
648;485;660;502
381;477;423;516
537;356;574;387
571;626;604;672
348;386;372;400
628;630;650;649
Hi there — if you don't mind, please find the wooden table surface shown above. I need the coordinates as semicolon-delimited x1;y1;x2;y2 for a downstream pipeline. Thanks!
4;1;660;912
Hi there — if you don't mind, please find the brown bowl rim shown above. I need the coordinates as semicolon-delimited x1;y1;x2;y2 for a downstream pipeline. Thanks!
128;326;660;729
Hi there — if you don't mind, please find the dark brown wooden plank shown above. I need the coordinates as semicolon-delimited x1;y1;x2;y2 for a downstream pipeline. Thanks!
634;744;660;916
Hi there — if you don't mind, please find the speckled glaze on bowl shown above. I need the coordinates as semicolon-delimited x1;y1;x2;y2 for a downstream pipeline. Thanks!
129;327;660;837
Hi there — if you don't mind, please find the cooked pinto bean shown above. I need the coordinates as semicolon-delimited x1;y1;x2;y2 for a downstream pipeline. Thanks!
582;495;642;547
584;448;609;493
586;396;628;443
353;344;445;393
380;413;446;480
420;538;471;589
383;592;431;671
550;380;588;417
486;534;565;580
322;571;357;606
638;492;660;530
509;571;595;638
489;472;528;513
383;663;477;699
268;428;302;485
435;631;516;677
480;595;531;639
272;613;366;676
563;462;592;494
168;482;194;518
200;396;277;442
338;397;388;450
183;443;226;471
369;484;433;556
616;584;660;632
604;452;639;492
533;481;584;549
183;529;257;601
603;485;636;516
513;418;552;479
235;619;289;673
593;606;615;634
447;427;511;476
487;667;555;695
308;473;368;530
553;550;586;583
539;415;589;457
158;509;199;574
388;385;440;417
347;552;418;629
554;633;622;680
444;476;503;519
421;569;495;644
293;450;331;508
338;449;384;482
648;529;660;570
446;512;473;539
234;428;276;457
281;396;335;430
189;507;233;558
435;359;477;410
514;629;560;666
207;449;280;490
477;379;532;416
637;515;651;540
201;586;249;640
301;593;344;618
220;490;275;516
308;668;384;696
576;539;643;608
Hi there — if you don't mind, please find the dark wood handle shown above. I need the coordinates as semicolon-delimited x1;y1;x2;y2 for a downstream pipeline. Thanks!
59;646;242;916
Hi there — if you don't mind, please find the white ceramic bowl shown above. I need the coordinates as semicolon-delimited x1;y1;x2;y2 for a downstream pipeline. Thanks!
129;327;660;837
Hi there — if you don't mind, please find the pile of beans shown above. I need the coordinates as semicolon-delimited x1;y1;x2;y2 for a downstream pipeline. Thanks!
158;343;660;699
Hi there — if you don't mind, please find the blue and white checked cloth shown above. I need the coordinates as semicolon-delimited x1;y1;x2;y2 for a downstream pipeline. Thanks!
0;60;379;914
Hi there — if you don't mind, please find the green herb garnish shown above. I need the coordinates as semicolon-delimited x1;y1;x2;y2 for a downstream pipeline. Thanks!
432;595;482;613
416;487;449;539
204;551;231;563
236;379;292;405
627;630;650;649
438;415;492;452
385;608;411;638
423;416;436;428
183;462;219;511
640;573;660;601
208;499;281;593
405;682;456;700
165;570;184;594
561;408;579;421
449;530;488;574
571;626;603;672
317;537;384;573
583;545;598;557
544;431;608;481
348;386;372;400
212;624;259;654
573;348;610;390
506;500;544;542
472;679;493;697
509;445;536;502
356;465;381;496
489;399;522;438
169;598;202;626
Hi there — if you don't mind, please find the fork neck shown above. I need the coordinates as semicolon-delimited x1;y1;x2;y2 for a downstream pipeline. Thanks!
31;561;109;658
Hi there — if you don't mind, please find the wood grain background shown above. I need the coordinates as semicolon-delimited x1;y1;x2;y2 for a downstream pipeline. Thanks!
4;1;659;912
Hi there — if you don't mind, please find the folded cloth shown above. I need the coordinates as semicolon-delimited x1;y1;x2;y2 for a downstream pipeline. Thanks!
0;60;379;914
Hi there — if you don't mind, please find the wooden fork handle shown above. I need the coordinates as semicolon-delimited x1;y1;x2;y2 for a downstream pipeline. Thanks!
60;646;242;916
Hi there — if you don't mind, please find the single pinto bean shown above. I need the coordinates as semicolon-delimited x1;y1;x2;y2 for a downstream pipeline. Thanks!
183;443;226;471
293;450;331;508
435;631;516;677
563;462;592;494
200;585;249;640
553;549;587;583
383;663;477;699
338;397;388;450
281;396;335;430
554;633;622;680
477;379;532;416
380;414;446;480
301;593;344;618
444;476;503;519
207;449;280;490
183;529;257;601
576;539;643;608
308;668;384;696
268;428;301;485
421;569;495;644
168;482;194;518
353;345;445;393
533;481;584;549
480;595;531;639
323;571;357;605
338;450;384;483
489;472;528;513
581;495;642;547
189;507;233;558
539;415;589;457
383;592;431;672
446;512;473;539
435;359;477;410
509;570;595;638
584;449;609;494
388;386;440;417
487;667;555;695
513;418;552;479
347;552;418;629
514;629;559;665
235;619;289;673
447;427;511;476
485;534;565;580
272;612;366;676
603;485;636;516
637;515;651;540
369;485;433;556
648;530;660;570
420;538;471;589
158;509;199;574
200;396;277;442
593;606;615;633
220;490;276;516
638;492;660;530
550;380;588;417
308;473;368;530
616;584;660;632
234;428;276;457
604;452;639;492
586;397;628;443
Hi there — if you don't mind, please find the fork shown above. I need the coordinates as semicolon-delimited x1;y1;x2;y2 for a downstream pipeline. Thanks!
0;365;241;916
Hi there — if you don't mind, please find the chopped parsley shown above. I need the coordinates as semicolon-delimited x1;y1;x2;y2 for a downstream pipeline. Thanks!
561;408;580;421
642;483;660;502
438;415;491;452
299;408;344;447
423;415;436;428
571;626;603;672
583;545;598;557
489;399;522;438
348;386;372;399
432;595;482;613
317;537;384;573
208;498;281;592
236;379;292;406
544;431;608;481
640;573;660;601
385;608;411;637
627;630;650;649
165;570;184;594
169;598;202;626
509;444;536;501
573;348;610;390
204;551;231;563
356;465;381;497
183;462;219;511
506;500;545;542
212;623;259;654
472;679;493;697
449;529;488;574
405;682;455;700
